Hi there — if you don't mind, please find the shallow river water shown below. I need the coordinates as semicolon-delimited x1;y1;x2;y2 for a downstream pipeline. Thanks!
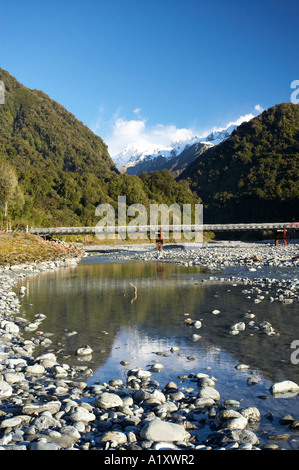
17;257;299;449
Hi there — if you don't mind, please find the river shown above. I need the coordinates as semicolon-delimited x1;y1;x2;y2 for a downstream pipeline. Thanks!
17;257;299;449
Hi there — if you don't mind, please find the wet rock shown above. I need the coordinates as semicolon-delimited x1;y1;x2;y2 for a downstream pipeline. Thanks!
206;428;259;447
76;345;93;356
278;414;294;426
267;433;291;441
270;380;299;395
197;386;220;401
216;409;244;425
241;407;261;423
151;363;164;372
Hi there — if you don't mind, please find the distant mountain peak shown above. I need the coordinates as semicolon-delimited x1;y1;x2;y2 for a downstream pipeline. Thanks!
113;123;237;175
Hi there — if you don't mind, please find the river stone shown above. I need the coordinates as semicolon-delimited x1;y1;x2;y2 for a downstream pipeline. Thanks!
135;369;152;379
194;397;215;408
140;418;191;442
33;414;61;432
169;391;185;402
1;321;19;334
22;401;61;416
164;381;178;390
235;364;250;371
95;392;123;409
153;442;181;450
69;410;96;423
4;372;25;384
241;407;261;422
197;386;220;401
267;433;291;441
231;322;246;331
49;426;81;448
224;416;248;430
26;364;45;375
270;380;299;395
151;363;164;372
198;377;216;387
207;428;259;447
278;414;294;426
192;334;201;341
109;379;123;387
0;381;13;399
216;409;243;424
155;401;178;413
35;353;58;368
133;389;166;403
29;439;61;451
100;431;127;445
76;345;93;356
0;417;22;428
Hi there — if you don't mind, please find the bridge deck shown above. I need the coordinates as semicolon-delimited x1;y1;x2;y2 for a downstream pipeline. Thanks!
27;222;299;236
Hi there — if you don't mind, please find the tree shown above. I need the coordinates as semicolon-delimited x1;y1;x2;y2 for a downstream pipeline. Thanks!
0;159;18;219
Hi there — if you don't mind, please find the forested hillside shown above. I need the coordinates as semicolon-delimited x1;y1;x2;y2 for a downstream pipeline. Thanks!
178;103;299;223
0;69;199;228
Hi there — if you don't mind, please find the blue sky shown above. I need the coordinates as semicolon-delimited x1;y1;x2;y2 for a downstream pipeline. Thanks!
1;0;298;156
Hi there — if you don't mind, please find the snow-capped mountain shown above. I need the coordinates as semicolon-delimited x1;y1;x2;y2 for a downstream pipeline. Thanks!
113;124;237;176
201;124;237;146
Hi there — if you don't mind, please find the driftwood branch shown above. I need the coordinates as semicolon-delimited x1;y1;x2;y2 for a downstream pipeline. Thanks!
130;283;137;304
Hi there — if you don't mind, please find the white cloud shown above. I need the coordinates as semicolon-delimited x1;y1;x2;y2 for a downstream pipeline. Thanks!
106;117;194;157
101;105;263;158
254;104;264;113
201;113;255;137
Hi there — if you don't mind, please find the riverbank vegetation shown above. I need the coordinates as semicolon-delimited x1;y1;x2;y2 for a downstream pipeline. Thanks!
0;233;80;265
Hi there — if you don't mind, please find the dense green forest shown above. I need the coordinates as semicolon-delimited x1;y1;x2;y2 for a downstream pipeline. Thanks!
0;68;199;228
178;103;299;223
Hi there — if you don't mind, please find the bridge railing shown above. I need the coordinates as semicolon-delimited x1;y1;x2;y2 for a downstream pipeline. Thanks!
26;222;299;236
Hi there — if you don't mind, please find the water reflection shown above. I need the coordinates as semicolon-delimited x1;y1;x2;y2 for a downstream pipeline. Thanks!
19;260;299;382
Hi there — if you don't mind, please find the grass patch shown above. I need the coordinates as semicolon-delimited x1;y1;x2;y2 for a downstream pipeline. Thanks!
0;233;81;265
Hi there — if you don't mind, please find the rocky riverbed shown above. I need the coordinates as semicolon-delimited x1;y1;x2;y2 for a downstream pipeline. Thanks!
0;240;298;451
